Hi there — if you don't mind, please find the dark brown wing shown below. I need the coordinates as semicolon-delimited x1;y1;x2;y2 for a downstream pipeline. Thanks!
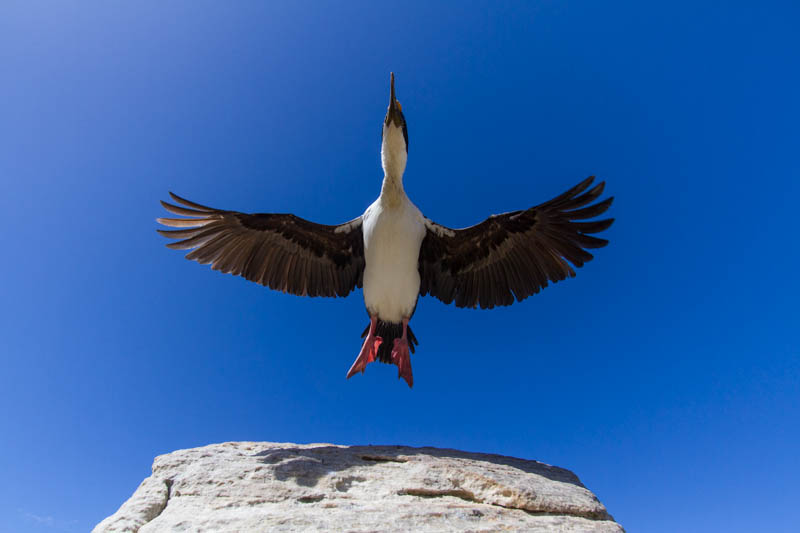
157;192;364;297
419;176;614;309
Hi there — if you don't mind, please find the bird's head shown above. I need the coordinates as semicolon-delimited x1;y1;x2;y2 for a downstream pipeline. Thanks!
381;72;408;179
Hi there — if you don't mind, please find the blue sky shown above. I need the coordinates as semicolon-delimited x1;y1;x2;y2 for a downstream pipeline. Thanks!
1;2;798;531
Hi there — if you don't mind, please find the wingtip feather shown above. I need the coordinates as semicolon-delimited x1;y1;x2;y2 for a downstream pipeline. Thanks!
168;191;215;211
157;217;214;228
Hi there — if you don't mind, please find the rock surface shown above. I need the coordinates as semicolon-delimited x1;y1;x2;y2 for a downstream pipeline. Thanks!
94;442;623;532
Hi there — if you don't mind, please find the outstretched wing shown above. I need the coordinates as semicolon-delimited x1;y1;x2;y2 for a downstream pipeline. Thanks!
418;176;614;309
157;192;364;297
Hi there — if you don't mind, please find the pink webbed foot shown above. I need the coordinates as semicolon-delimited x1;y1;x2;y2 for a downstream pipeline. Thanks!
346;317;382;379
392;319;413;388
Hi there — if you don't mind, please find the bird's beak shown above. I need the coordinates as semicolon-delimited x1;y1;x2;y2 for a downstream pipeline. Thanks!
390;72;396;109
386;72;402;126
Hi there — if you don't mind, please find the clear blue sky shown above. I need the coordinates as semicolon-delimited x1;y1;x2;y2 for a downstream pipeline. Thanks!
2;2;798;531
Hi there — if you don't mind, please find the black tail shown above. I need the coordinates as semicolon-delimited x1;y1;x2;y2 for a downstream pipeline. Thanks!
361;320;418;364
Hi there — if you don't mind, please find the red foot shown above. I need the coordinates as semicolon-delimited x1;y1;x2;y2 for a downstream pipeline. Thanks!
346;317;382;379
392;320;413;388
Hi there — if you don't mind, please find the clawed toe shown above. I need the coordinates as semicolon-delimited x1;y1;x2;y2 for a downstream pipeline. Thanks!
347;335;382;378
391;338;413;388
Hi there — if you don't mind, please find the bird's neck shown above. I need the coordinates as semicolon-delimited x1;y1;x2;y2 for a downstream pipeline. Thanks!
380;124;408;207
380;173;406;207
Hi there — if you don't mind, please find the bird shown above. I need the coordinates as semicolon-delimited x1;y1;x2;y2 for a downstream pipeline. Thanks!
157;73;614;388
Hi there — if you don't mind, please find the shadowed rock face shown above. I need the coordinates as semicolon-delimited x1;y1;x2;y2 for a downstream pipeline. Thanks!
93;442;624;532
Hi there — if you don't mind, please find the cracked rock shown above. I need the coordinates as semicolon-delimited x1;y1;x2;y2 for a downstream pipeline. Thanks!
93;442;623;532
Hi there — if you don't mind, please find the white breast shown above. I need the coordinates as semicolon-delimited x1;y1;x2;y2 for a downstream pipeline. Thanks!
361;196;426;323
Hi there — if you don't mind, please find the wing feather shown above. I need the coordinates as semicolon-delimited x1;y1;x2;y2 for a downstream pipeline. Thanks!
419;176;614;308
157;193;365;298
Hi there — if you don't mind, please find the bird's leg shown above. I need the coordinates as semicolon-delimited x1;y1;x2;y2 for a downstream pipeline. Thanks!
346;316;382;379
391;317;413;388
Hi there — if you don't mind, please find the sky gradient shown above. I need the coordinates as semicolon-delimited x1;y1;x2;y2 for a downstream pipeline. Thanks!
2;2;799;532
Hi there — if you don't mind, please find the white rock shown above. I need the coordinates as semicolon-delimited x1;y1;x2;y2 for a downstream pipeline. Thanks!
94;442;623;532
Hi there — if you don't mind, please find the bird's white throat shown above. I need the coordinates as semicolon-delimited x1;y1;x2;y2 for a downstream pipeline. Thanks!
381;123;408;203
